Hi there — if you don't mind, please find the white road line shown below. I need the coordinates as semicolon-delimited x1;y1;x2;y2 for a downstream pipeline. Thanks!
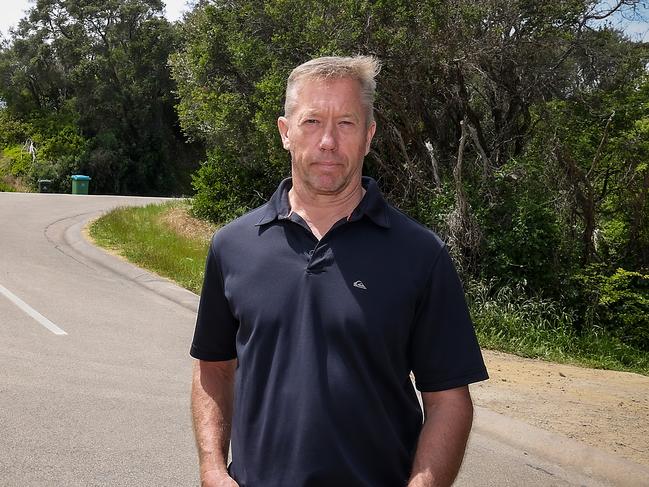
0;284;68;336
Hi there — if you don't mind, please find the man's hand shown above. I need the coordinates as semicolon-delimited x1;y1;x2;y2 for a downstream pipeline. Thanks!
200;469;239;487
407;386;474;487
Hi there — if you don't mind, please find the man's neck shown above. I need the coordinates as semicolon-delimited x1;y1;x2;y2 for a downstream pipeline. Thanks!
288;179;365;240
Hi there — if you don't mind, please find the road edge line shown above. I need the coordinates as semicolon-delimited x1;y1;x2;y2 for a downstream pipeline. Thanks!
0;283;68;336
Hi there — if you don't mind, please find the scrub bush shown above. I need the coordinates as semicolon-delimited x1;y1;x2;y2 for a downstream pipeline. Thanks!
574;267;649;351
2;145;32;177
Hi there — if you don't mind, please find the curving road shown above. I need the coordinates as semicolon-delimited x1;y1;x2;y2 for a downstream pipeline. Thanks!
1;192;645;486
0;192;198;486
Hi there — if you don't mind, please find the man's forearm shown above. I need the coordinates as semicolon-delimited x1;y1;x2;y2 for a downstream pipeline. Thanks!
408;387;474;487
191;359;236;479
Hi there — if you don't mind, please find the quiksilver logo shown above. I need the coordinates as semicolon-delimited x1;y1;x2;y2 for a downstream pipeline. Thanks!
353;280;367;290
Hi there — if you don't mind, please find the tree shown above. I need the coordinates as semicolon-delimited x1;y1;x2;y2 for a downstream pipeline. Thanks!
172;0;646;265
0;0;200;194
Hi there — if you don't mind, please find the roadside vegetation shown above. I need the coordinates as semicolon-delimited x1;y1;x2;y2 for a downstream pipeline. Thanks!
0;181;15;192
469;281;649;374
0;1;200;196
0;150;28;192
89;201;217;295
90;203;648;376
0;177;16;192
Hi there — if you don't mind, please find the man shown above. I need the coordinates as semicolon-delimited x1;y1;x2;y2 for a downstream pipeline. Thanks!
190;56;488;487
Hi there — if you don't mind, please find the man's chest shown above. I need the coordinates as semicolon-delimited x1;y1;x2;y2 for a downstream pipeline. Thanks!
220;225;427;349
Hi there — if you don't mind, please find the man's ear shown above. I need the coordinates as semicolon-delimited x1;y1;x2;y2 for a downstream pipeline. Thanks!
364;121;377;156
277;117;290;150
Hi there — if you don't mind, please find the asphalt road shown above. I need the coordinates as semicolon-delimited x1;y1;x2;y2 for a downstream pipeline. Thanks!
1;192;197;486
1;192;646;486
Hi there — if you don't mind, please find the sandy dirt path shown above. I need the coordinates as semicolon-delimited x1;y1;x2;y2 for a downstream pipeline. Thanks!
471;350;649;467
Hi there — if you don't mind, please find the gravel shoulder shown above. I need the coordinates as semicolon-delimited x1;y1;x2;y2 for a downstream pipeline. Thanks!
471;350;649;467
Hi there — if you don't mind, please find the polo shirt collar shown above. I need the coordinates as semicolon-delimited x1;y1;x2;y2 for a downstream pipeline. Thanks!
256;176;391;228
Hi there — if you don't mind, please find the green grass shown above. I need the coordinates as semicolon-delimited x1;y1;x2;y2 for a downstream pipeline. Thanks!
0;180;16;192
89;200;216;294
90;201;649;376
0;154;16;192
468;280;649;375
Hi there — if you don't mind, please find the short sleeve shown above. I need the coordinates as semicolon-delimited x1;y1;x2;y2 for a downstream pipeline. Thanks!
410;246;488;391
190;236;238;361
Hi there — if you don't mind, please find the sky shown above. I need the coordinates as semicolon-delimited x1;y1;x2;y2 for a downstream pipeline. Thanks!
0;0;647;41
596;0;649;42
0;0;192;38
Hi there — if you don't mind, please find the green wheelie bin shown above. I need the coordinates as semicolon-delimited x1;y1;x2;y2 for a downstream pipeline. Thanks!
71;175;91;195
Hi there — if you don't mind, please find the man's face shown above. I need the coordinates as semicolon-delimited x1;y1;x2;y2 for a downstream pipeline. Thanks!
277;78;376;196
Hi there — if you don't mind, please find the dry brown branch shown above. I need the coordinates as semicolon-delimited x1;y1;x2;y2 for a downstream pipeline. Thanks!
425;141;442;189
467;121;492;183
447;119;483;273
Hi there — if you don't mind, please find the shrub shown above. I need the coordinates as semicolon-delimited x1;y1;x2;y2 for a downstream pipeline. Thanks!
582;268;649;351
2;145;33;177
0;111;32;147
0;180;16;192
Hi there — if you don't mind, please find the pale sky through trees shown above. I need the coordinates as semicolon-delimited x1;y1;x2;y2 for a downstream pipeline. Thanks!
0;0;647;41
0;0;192;38
595;0;649;41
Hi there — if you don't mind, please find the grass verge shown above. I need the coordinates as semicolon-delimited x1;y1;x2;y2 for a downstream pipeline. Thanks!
90;201;648;376
469;280;649;375
88;200;217;294
0;180;16;192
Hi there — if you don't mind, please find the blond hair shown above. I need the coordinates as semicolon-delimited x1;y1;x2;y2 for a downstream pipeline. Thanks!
284;55;381;125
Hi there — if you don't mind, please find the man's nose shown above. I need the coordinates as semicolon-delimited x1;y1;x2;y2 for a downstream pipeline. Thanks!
319;124;337;151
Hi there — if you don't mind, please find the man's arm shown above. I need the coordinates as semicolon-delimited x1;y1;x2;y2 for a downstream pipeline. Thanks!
191;359;238;487
408;386;474;487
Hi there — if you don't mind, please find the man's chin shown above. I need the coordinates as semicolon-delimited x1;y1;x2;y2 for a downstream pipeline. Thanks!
304;175;351;195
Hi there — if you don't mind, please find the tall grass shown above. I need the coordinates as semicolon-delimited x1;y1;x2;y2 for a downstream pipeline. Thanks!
89;201;215;294
468;280;649;375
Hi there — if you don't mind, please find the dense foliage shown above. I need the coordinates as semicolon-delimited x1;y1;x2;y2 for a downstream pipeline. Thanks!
170;0;649;354
0;0;200;194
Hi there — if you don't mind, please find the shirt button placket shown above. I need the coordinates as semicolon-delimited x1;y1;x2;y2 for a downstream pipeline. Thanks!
305;248;316;272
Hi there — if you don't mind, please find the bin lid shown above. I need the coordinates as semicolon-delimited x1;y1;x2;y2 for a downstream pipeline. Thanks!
71;174;91;180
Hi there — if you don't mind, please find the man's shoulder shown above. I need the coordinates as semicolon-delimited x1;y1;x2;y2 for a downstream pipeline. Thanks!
208;203;269;250
384;203;446;250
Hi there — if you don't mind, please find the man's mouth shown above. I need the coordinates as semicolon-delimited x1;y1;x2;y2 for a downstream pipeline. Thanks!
313;160;341;166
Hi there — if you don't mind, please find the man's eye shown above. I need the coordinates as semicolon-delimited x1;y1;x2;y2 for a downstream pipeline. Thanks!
340;121;354;126
305;119;318;124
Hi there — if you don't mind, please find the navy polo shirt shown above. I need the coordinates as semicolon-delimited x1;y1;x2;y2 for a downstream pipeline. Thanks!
191;177;488;487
